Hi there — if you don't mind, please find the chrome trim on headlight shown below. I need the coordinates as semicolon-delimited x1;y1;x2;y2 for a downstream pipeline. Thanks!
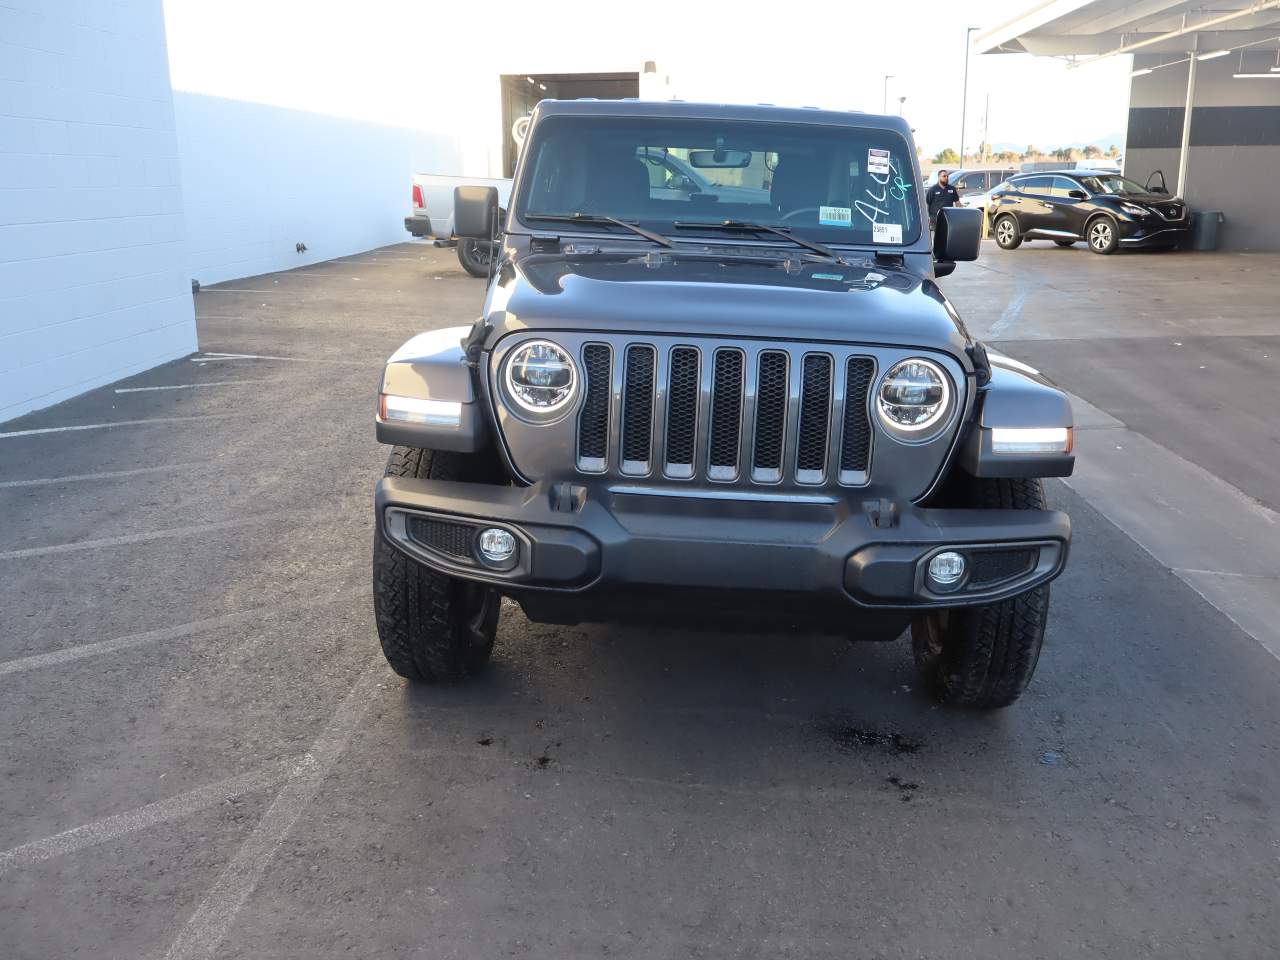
501;339;578;420
876;358;953;439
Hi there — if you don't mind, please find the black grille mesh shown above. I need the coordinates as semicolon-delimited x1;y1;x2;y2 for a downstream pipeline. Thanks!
406;517;472;561
708;349;744;469
665;348;699;467
578;344;611;462
621;345;655;464
796;355;832;473
840;357;875;473
753;351;788;471
969;549;1037;586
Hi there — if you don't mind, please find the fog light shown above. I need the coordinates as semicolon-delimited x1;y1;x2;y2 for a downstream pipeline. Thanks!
477;527;517;565
927;551;966;588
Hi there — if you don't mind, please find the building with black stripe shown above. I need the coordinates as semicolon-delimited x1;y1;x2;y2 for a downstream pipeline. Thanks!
977;1;1280;251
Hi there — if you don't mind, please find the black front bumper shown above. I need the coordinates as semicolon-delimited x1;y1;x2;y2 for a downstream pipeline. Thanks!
377;477;1070;612
1118;219;1190;248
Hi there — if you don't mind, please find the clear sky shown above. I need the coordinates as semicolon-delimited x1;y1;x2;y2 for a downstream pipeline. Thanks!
163;0;1134;159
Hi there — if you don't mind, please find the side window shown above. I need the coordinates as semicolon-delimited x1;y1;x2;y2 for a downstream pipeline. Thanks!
1049;176;1078;198
1021;175;1052;196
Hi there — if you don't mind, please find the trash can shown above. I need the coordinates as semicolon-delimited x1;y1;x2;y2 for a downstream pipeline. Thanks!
1190;211;1224;251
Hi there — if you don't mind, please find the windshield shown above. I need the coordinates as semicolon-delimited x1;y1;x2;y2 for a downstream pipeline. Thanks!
516;115;921;247
1078;175;1155;196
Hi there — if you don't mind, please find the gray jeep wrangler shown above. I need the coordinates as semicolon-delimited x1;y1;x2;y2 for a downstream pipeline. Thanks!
372;100;1074;709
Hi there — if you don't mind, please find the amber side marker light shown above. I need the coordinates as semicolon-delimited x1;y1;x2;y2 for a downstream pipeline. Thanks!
990;427;1073;455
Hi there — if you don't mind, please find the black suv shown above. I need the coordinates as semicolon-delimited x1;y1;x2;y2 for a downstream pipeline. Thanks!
989;171;1190;254
371;100;1075;710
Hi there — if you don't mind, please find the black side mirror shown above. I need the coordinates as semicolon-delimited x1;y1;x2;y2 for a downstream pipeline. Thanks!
1145;170;1168;194
1068;189;1087;200
454;185;498;240
933;206;981;263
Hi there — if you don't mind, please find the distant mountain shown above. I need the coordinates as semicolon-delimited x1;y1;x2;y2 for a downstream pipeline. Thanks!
989;132;1126;153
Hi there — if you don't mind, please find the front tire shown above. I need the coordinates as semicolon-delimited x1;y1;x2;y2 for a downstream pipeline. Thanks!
456;238;495;278
911;477;1051;709
1087;216;1119;254
373;446;501;682
994;215;1022;250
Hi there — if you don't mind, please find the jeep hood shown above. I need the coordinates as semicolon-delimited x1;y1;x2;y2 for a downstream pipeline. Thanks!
483;253;973;357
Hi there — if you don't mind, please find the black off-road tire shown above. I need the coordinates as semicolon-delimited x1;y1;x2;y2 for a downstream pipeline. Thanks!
911;477;1051;709
1054;239;1076;247
373;446;501;682
994;214;1022;250
456;238;494;278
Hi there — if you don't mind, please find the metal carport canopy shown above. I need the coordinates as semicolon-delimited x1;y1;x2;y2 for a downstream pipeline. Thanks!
972;0;1280;197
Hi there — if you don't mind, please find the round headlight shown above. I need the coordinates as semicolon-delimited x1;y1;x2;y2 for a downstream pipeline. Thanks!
504;340;577;416
877;358;950;433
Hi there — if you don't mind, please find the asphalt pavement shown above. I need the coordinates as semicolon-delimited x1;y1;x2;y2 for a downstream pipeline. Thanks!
2;241;1278;959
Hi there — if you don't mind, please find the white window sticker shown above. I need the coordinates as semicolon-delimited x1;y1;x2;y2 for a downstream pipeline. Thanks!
867;148;892;176
872;222;902;244
819;205;852;227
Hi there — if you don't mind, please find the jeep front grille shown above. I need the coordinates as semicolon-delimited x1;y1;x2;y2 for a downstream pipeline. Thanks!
575;342;876;486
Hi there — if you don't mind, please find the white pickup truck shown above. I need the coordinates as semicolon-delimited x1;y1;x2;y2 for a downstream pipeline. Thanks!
405;174;513;277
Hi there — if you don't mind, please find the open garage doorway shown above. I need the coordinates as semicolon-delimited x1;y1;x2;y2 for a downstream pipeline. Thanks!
500;72;639;176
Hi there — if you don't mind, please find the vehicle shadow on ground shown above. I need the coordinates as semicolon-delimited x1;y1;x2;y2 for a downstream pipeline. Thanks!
392;609;1040;798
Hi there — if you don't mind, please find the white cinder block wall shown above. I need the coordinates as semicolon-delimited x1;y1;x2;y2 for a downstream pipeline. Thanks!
0;0;197;422
175;93;460;285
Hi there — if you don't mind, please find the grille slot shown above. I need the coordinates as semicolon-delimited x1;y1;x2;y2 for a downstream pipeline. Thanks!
708;349;744;480
796;354;832;483
620;345;656;474
840;357;875;484
664;347;699;478
752;351;789;482
577;344;611;471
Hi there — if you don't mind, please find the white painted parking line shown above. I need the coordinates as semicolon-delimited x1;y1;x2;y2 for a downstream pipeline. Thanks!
0;414;236;440
0;513;290;561
164;658;385;960
0;463;206;488
0;589;369;677
0;758;297;876
199;289;277;294
114;380;278;393
190;352;370;367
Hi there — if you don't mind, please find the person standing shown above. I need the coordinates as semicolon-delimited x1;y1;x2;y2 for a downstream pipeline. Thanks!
926;170;960;226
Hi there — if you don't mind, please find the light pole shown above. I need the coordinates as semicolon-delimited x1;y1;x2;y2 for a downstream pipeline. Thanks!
882;75;893;114
960;26;979;163
898;95;907;116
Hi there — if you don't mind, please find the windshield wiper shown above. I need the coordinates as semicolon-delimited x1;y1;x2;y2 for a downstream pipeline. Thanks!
524;212;674;248
672;219;848;266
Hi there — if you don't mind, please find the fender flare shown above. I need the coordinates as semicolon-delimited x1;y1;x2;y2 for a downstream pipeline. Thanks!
959;352;1075;478
375;326;489;452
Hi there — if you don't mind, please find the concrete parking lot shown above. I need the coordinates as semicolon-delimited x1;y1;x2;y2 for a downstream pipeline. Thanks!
3;241;1279;959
